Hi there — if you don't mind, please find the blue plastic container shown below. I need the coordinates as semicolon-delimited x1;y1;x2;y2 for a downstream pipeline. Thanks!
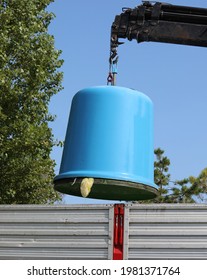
54;86;157;201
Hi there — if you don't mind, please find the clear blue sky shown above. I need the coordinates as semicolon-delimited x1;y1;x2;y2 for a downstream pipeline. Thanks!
48;0;207;204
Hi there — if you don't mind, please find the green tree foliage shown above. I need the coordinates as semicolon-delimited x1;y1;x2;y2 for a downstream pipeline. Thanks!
0;0;63;204
153;148;207;203
154;148;170;202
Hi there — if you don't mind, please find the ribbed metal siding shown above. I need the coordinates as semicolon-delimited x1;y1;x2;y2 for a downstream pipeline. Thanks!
124;204;207;260
0;204;114;260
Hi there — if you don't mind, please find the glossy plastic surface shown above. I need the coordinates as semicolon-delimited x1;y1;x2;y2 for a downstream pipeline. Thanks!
54;86;157;200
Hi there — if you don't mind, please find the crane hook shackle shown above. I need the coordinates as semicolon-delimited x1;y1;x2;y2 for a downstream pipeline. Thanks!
107;61;118;86
107;24;121;86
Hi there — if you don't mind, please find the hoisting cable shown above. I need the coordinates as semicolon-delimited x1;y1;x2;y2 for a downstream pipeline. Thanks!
107;34;119;86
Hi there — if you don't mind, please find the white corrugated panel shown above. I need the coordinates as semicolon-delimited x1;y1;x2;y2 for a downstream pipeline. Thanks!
124;204;207;260
0;204;114;260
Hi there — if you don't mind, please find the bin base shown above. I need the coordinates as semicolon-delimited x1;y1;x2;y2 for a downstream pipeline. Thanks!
54;178;158;201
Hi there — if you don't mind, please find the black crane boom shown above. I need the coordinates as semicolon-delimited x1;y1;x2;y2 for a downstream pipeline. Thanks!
109;2;207;68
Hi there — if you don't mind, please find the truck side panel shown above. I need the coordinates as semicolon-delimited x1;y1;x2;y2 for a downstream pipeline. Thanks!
124;204;207;259
0;204;114;260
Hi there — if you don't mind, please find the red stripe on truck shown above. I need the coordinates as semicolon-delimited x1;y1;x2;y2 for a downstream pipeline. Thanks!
113;204;124;260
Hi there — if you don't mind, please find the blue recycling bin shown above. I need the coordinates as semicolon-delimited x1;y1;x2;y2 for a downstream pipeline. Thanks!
54;86;158;200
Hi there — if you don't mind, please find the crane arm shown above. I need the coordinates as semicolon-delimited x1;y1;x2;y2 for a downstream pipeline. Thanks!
109;2;207;67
